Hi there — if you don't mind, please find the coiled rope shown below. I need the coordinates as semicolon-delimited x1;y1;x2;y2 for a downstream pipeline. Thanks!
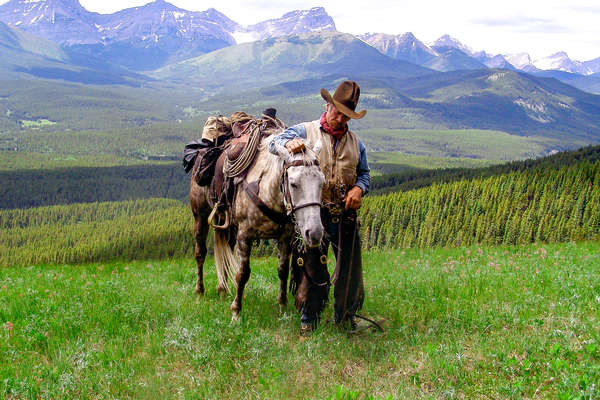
223;115;285;178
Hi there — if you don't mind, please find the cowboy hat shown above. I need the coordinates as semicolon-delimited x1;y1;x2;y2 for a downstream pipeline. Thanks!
320;80;367;119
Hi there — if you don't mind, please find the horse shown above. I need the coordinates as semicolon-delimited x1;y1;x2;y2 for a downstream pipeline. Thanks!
189;123;325;321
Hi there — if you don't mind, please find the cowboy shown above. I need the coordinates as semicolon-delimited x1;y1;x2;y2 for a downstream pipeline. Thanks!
269;80;370;333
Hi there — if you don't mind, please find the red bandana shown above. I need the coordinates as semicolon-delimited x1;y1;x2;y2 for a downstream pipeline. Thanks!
320;112;347;141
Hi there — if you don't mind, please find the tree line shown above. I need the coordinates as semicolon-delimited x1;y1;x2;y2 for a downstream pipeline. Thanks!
2;159;600;266
361;161;600;249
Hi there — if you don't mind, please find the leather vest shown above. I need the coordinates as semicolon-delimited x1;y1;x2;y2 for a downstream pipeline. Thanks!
303;120;360;204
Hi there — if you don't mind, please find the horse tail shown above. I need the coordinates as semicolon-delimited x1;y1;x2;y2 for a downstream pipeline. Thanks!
213;228;239;294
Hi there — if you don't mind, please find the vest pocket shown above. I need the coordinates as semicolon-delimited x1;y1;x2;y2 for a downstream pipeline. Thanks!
340;166;358;190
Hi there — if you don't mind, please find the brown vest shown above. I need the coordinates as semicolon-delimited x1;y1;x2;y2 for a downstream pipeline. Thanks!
303;120;360;204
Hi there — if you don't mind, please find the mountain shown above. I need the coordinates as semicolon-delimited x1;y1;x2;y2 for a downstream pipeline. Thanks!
69;3;238;70
359;32;491;72
472;51;514;69
357;32;437;65
425;46;487;71
385;68;600;140
533;52;593;75
432;34;473;55
234;7;335;43
504;52;531;69
0;0;100;44
526;70;600;95
153;31;432;92
0;19;67;61
0;20;148;86
583;57;600;74
0;0;339;71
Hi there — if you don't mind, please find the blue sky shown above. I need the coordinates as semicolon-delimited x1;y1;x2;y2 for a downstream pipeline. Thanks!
3;0;599;60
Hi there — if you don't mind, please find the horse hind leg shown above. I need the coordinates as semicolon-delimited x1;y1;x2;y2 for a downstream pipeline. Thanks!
277;239;292;311
231;237;252;322
193;216;209;296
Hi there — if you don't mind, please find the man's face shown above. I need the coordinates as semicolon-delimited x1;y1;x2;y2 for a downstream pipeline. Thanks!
325;103;350;131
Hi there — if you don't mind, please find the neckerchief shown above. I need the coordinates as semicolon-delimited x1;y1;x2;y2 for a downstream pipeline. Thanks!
320;112;347;141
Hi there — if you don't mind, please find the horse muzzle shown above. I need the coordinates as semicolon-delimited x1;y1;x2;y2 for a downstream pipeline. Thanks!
304;225;324;248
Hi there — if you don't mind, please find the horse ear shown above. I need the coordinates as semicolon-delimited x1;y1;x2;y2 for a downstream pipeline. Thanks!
313;140;322;157
274;143;293;164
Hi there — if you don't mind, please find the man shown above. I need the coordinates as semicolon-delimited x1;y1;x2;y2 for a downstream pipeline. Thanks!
269;80;370;332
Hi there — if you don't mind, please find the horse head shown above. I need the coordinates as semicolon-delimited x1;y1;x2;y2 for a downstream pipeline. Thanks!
273;140;325;248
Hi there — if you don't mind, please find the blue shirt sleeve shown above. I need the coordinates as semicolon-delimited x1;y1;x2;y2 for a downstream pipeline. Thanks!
268;123;307;154
355;139;370;195
269;122;370;195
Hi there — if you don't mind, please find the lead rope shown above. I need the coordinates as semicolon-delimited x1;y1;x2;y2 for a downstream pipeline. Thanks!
339;216;384;333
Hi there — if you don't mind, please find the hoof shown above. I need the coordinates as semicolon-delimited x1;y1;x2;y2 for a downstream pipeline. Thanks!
217;286;228;298
231;313;241;323
195;286;205;296
278;303;286;313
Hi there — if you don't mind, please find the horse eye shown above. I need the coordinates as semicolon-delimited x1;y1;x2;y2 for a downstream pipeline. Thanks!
290;183;298;189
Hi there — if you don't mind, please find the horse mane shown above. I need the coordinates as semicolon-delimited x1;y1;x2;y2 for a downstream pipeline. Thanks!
258;134;319;169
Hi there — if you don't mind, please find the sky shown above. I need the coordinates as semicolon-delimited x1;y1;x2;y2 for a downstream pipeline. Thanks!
4;0;600;60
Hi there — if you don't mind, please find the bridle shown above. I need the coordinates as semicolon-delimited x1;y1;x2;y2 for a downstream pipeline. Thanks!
281;159;323;218
243;157;322;227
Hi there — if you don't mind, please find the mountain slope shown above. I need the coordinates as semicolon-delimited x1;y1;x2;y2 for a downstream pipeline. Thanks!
386;68;600;139
357;32;437;65
0;19;67;61
153;31;432;92
0;0;341;71
0;0;100;43
0;21;149;85
238;7;335;42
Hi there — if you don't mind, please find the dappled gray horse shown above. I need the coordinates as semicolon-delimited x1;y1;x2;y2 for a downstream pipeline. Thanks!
190;133;324;321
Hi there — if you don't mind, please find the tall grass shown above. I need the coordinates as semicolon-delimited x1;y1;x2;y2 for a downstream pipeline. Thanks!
1;241;599;399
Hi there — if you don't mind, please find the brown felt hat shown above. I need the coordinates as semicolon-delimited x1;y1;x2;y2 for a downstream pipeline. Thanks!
320;80;367;119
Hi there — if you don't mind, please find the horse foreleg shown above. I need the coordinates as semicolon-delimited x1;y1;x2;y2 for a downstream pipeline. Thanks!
277;239;292;310
193;217;209;296
231;237;252;322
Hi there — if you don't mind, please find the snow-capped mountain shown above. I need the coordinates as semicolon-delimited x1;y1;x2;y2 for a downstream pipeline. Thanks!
0;0;335;46
471;51;514;69
357;32;437;65
582;57;600;74
504;53;534;70
0;0;337;70
532;52;594;75
432;34;474;55
95;2;238;45
0;0;100;44
233;7;335;43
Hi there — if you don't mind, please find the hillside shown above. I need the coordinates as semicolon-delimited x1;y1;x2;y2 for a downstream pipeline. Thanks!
153;32;432;92
2;146;600;265
371;144;600;193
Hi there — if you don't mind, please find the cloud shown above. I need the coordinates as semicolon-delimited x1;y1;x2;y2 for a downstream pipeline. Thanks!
472;16;572;34
561;5;600;14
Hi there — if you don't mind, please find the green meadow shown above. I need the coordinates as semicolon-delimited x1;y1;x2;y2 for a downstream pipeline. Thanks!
1;242;599;399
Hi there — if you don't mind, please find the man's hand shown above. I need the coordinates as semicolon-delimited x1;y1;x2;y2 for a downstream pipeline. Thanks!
285;138;305;154
344;186;363;210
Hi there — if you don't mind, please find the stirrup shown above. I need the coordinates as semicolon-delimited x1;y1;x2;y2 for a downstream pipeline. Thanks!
208;204;230;230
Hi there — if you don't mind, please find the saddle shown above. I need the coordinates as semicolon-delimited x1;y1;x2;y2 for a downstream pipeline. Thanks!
184;109;286;229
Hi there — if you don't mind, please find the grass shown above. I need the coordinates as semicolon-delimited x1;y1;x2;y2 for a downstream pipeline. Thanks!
369;152;496;172
1;241;599;399
19;119;56;128
357;128;560;161
0;151;160;170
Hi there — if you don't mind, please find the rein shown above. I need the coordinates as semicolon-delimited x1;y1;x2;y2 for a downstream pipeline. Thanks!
333;215;385;333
